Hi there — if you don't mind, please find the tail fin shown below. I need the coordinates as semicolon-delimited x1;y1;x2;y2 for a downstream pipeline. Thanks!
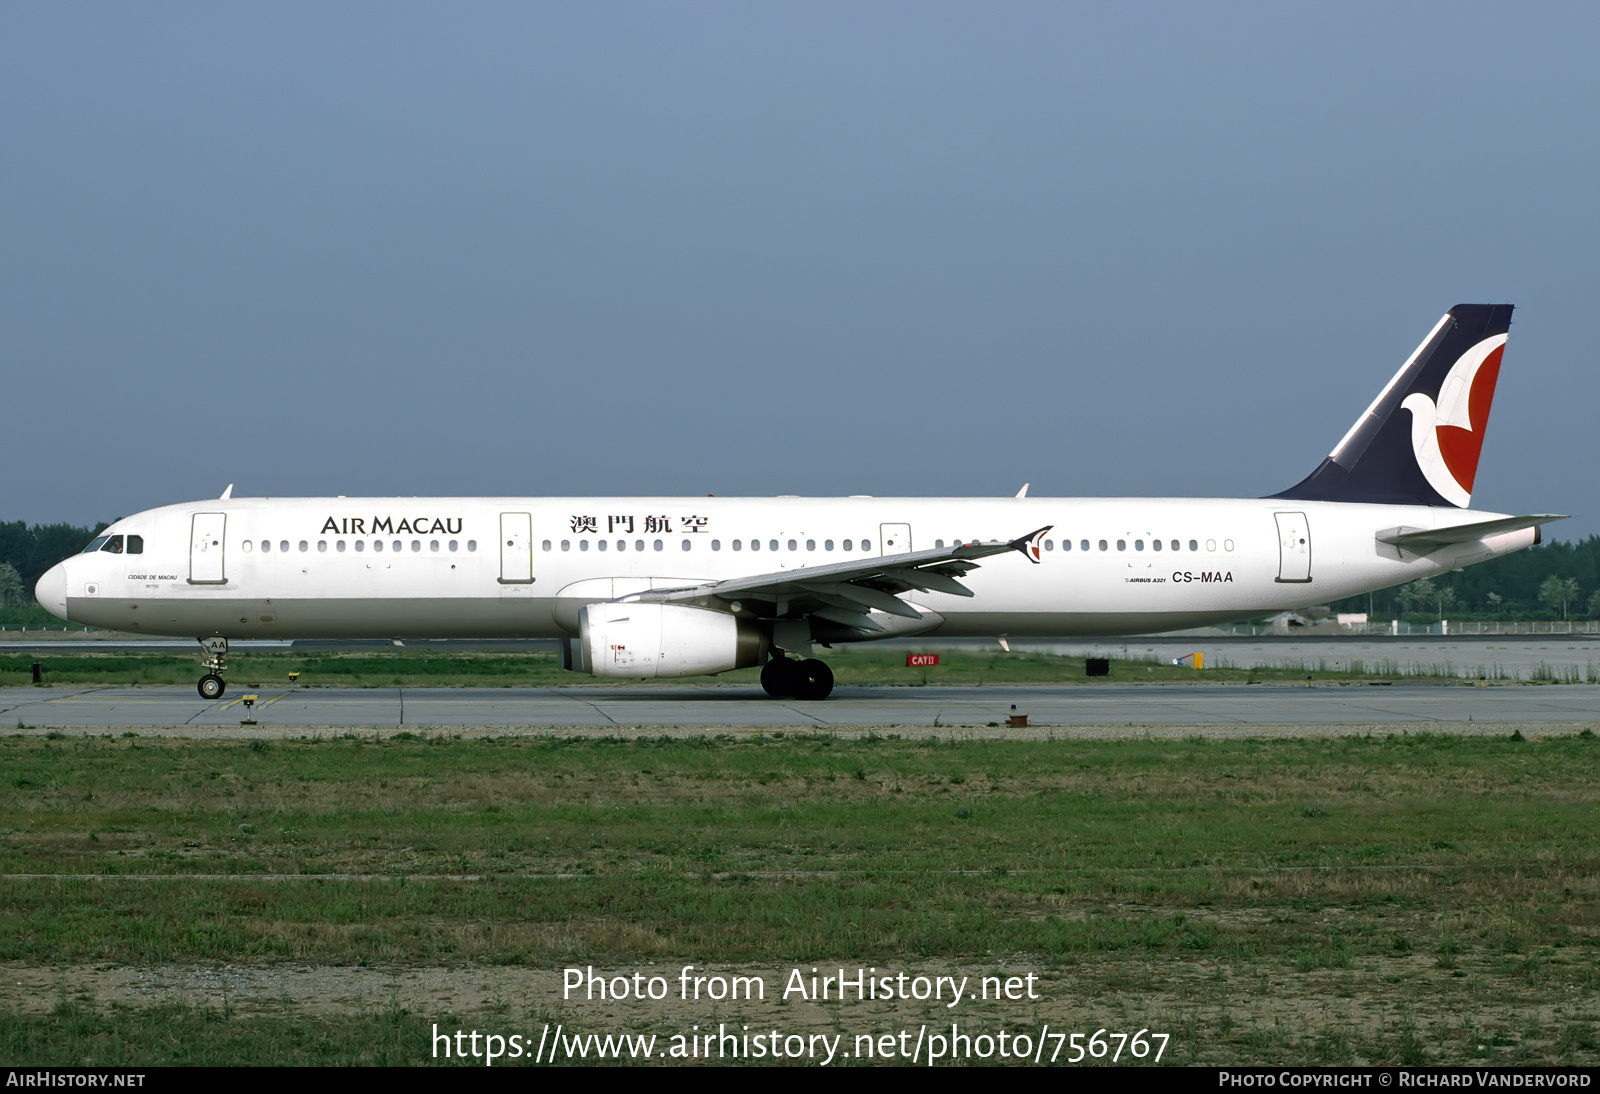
1272;304;1513;508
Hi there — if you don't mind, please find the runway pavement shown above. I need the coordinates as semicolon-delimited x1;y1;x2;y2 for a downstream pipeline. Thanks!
4;681;1599;736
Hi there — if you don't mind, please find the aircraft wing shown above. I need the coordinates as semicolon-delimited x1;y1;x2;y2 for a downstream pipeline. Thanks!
627;526;1052;633
1376;514;1567;554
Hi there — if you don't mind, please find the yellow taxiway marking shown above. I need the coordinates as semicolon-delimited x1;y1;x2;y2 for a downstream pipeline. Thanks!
221;692;290;710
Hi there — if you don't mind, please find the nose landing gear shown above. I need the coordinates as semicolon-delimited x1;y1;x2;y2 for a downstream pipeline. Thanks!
197;637;229;699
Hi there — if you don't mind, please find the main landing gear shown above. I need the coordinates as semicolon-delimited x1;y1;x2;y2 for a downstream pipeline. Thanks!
760;653;834;701
197;637;229;699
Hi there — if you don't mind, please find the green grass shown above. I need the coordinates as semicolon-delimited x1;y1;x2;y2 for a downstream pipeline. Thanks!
0;645;1483;689
5;731;1599;1065
1;998;426;1067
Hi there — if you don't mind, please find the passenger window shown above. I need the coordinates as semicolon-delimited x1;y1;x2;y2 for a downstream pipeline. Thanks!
373;540;383;552
1189;540;1198;551
733;539;742;551
412;540;421;552
392;540;402;553
825;540;834;551
653;539;663;551
788;540;797;551
355;541;365;552
843;540;852;551
1135;540;1144;551
560;540;570;551
806;539;815;551
1117;540;1126;551
1224;539;1235;552
1098;540;1107;551
318;540;328;552
335;540;345;552
282;541;291;553
1044;539;1054;551
769;540;779;551
1206;539;1216;551
1081;540;1090;551
712;540;721;551
430;540;439;551
682;539;692;551
615;540;624;551
467;540;477;551
298;541;308;552
449;540;459;551
598;540;608;552
935;540;944;548
1062;539;1072;551
861;539;871;551
127;535;144;554
579;540;589;551
1152;539;1162;551
751;539;760;551
635;540;643;552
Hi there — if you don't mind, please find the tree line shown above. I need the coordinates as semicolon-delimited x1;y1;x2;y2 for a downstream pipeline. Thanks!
0;521;107;609
1330;535;1600;620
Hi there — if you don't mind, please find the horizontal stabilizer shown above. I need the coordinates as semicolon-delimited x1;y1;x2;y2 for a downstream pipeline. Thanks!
1376;514;1566;554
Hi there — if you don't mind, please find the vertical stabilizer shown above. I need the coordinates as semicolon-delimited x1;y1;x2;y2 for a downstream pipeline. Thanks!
1272;304;1512;508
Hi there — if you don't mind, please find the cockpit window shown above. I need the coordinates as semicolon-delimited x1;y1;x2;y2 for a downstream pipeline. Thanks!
83;536;109;553
102;535;124;554
126;535;143;555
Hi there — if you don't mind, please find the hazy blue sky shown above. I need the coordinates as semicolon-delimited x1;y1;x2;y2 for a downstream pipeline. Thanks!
6;3;1597;536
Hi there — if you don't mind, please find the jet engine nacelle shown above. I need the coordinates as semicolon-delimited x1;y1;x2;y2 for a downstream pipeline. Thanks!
565;603;768;679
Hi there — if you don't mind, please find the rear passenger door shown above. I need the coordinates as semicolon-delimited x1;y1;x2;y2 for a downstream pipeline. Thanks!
1274;511;1312;583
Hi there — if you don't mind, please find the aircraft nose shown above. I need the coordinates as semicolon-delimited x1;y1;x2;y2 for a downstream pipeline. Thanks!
35;561;68;622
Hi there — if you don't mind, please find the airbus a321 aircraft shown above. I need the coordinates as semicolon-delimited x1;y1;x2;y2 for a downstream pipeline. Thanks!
35;304;1560;701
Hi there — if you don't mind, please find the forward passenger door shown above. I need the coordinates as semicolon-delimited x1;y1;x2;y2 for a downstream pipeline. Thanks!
188;513;227;585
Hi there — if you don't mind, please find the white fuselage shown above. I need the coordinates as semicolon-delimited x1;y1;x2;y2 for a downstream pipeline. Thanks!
39;495;1536;642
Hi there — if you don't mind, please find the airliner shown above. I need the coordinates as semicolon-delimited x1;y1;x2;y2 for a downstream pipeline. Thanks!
34;304;1560;701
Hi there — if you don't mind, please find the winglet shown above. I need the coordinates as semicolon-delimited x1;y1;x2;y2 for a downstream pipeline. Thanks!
1015;483;1029;498
220;484;234;500
1008;525;1054;564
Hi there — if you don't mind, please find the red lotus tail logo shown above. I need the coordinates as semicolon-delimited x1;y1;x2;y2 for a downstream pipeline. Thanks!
1401;335;1506;507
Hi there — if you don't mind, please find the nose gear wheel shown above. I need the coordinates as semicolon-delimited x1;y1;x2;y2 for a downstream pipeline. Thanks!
196;637;229;699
